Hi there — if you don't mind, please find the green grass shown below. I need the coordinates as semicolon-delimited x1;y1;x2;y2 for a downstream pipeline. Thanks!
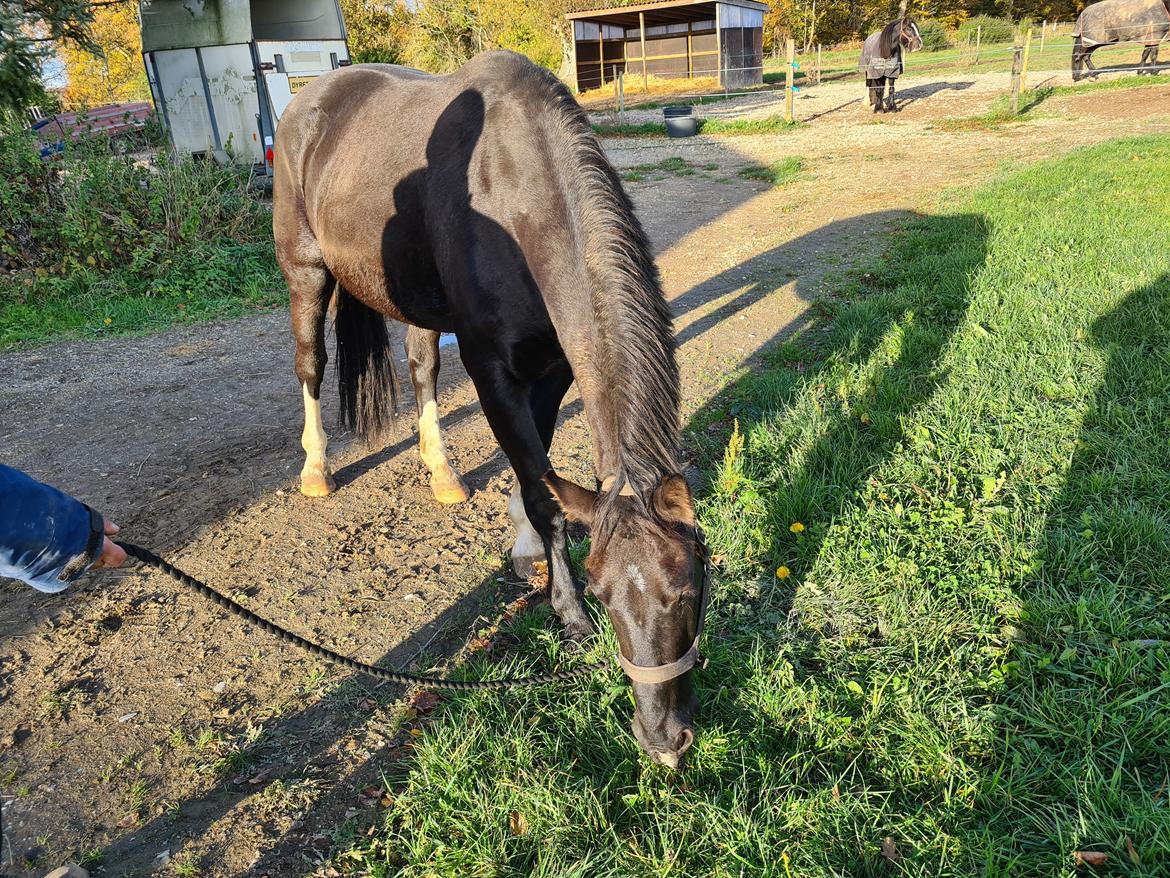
595;114;801;139
936;73;1167;131
341;135;1170;876
737;156;807;186
0;242;283;348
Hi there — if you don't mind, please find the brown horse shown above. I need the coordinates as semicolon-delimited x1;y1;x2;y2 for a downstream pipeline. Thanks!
272;51;704;767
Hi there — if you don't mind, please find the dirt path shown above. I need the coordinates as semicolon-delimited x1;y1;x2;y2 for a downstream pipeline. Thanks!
1;75;1167;877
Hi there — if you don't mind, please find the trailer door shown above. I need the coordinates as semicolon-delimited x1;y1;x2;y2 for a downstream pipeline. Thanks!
255;39;348;123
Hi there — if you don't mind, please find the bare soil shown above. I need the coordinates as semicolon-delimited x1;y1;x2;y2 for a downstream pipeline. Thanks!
1;72;1167;877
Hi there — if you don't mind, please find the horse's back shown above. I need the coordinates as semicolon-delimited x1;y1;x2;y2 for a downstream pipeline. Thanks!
1075;0;1170;44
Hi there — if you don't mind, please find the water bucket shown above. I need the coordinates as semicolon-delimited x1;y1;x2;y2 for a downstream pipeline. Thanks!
663;105;697;138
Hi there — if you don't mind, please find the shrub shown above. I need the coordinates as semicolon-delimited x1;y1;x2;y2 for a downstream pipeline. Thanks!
957;15;1017;45
0;130;270;274
915;19;951;51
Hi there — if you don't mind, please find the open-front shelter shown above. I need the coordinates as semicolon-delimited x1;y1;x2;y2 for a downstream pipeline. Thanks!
566;0;766;93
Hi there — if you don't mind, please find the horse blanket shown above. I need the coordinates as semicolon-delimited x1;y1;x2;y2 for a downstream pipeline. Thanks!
858;31;904;79
1075;0;1170;46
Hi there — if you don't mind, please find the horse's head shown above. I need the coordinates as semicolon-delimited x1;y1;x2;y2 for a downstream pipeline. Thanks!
900;17;924;52
545;471;705;769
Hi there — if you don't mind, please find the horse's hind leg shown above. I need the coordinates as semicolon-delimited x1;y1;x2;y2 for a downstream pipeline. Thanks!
287;259;336;497
405;326;469;504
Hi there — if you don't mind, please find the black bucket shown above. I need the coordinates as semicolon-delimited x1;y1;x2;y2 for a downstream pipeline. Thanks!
663;105;697;138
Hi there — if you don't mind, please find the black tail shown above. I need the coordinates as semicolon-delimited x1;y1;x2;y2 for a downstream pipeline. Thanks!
333;286;399;441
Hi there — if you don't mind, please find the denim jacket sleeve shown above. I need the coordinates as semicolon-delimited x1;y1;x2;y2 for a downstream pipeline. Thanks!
0;464;104;593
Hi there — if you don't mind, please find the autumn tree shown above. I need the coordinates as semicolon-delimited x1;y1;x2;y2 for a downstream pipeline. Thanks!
340;0;412;64
1;0;100;116
60;0;148;107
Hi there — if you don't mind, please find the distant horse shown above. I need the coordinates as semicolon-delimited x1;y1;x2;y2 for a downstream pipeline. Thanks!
1073;0;1170;80
858;17;923;112
274;51;705;767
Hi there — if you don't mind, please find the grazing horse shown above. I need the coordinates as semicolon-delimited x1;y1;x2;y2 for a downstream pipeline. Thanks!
858;17;923;112
273;51;704;767
1073;0;1170;80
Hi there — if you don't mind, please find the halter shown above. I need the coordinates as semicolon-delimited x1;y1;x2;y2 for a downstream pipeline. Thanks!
599;476;711;685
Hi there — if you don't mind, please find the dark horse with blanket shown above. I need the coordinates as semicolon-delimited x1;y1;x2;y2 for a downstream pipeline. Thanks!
859;16;923;112
1072;0;1170;80
273;51;705;767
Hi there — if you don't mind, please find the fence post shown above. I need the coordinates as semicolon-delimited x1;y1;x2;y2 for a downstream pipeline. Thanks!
816;43;822;84
617;70;624;124
1020;28;1033;94
974;25;982;64
1010;41;1023;114
785;37;795;122
1040;21;1046;53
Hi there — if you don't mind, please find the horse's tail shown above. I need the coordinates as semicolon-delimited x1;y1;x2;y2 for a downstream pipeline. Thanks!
334;285;399;442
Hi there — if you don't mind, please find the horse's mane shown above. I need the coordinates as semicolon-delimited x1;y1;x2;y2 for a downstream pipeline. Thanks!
878;18;904;58
519;65;680;526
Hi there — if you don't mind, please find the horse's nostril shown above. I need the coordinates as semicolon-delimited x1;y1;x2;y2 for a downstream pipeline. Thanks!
674;727;695;757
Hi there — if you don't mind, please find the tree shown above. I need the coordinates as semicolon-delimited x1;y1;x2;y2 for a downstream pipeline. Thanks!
60;1;147;107
1;0;100;117
340;0;412;64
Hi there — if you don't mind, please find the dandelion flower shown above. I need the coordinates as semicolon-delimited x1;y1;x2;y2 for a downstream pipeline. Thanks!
103;317;112;325
790;522;805;534
776;566;791;579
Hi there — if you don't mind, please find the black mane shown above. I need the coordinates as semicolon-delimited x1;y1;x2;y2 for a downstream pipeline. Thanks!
878;18;904;59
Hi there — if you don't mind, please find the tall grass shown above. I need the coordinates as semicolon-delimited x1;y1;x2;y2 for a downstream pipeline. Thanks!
0;132;280;348
340;135;1170;876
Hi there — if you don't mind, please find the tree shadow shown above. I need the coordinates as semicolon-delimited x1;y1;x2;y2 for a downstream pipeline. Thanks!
972;271;1170;870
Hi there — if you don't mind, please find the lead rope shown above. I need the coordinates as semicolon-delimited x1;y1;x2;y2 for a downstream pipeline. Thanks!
116;542;609;691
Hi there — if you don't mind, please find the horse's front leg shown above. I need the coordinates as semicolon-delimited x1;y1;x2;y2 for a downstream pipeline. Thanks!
463;354;593;639
886;79;898;111
405;327;469;504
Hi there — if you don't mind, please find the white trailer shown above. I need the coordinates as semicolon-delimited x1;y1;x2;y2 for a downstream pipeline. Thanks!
139;0;350;172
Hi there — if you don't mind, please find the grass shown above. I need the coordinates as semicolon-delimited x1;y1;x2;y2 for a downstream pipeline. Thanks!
737;156;807;186
936;72;1167;131
340;135;1170;875
0;133;282;349
594;114;800;139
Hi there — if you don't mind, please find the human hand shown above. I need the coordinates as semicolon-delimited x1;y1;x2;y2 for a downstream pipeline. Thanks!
91;520;127;570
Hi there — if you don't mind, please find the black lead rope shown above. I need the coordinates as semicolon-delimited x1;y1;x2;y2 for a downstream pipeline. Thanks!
116;542;609;691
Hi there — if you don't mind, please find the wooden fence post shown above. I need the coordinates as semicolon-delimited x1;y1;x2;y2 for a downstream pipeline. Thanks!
785;37;795;122
1010;41;1023;114
974;25;982;64
1020;28;1033;93
816;43;822;84
617;69;624;124
1040;21;1046;53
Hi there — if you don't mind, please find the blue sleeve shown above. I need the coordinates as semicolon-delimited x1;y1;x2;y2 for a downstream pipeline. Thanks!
0;464;103;593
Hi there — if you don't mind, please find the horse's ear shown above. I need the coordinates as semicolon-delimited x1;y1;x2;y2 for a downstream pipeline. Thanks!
652;474;696;527
543;470;598;527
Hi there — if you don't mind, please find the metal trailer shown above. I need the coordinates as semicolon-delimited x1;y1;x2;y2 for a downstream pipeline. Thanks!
139;0;350;173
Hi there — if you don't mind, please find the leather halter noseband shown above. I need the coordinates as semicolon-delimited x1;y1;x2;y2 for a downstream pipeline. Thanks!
599;477;711;685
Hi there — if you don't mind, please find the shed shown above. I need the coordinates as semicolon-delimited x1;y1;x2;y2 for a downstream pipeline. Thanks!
139;0;350;169
566;0;766;93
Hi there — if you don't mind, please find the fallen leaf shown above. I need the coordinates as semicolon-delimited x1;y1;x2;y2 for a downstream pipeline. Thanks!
411;690;442;715
1074;851;1109;867
361;785;381;799
358;698;378;712
880;837;901;863
117;813;137;828
409;727;422;737
509;810;529;836
380;793;394;808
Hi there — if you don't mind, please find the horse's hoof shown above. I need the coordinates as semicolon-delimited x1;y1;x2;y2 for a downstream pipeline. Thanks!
300;470;336;497
430;470;470;504
512;553;545;581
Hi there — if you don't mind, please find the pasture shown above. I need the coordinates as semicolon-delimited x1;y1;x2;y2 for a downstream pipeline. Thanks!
1;58;1169;878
